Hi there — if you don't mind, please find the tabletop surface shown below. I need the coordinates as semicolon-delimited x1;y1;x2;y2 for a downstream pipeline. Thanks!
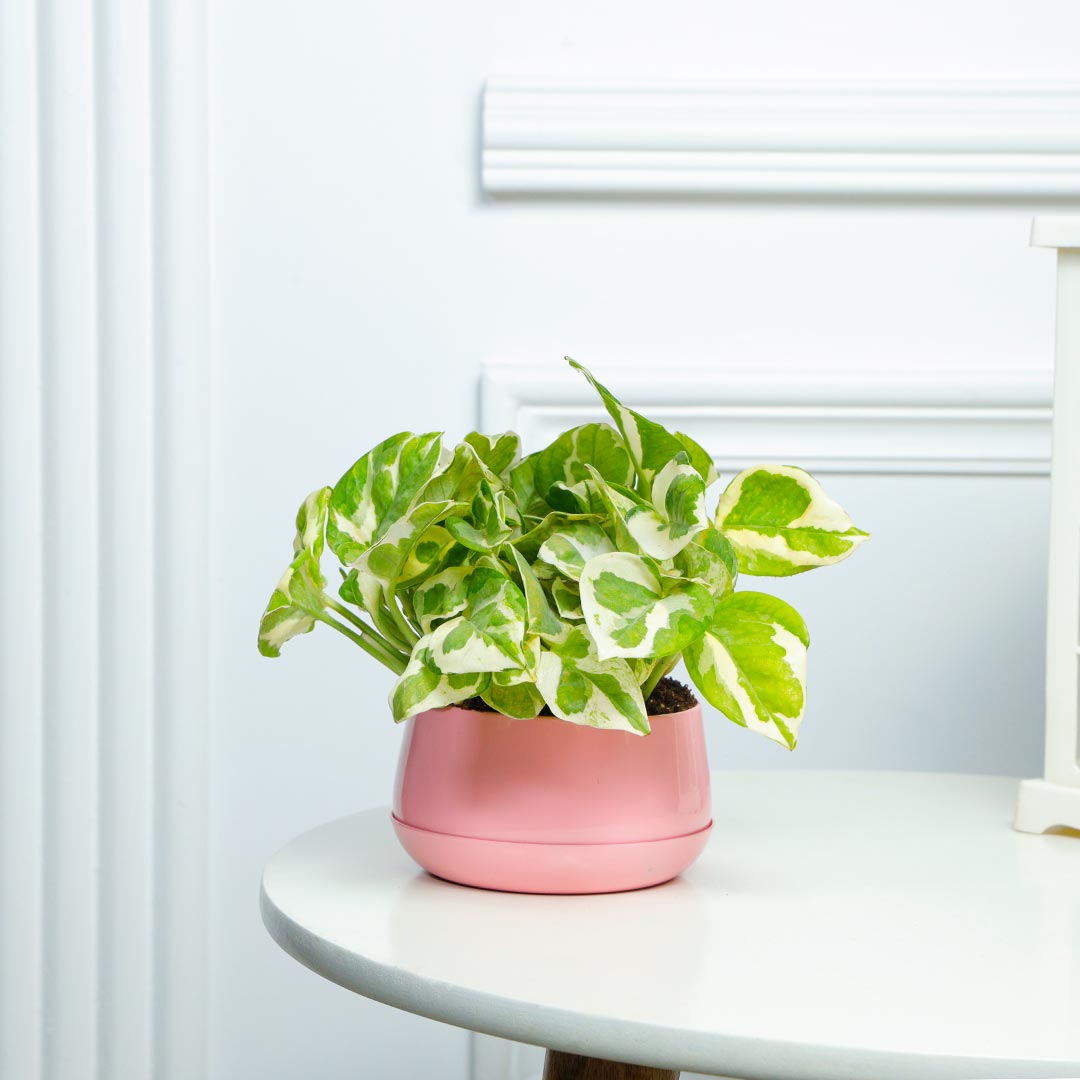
261;771;1080;1080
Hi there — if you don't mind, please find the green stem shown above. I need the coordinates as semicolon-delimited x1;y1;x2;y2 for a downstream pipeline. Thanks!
325;598;401;655
315;611;408;675
641;656;671;701
386;596;419;646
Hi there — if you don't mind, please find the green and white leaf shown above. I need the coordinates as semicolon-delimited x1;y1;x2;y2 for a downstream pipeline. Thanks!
533;423;634;510
481;637;544;718
715;464;869;577
513;511;602;560
684;591;809;749
293;487;332;559
551;578;583;620
423;563;528;674
462;431;520;477
446;479;518;552
579;551;713;660
585;457;707;560
390;636;490;721
397;524;456;586
672;526;737;595
536;522;614;581
568;359;688;497
537;646;648;734
411;565;472;634
508;547;564;638
258;551;327;658
674;431;718;487
327;432;444;566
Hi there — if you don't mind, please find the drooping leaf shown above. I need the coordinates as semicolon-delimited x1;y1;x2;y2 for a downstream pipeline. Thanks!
532;423;634;511
568;359;687;496
579;551;713;660
536;522;614;581
327;432;444;566
683;591;809;749
536;644;649;734
258;551;326;658
715;465;868;576
390;635;490;721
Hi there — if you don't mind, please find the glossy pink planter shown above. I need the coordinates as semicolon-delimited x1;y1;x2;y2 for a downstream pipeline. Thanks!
391;703;712;894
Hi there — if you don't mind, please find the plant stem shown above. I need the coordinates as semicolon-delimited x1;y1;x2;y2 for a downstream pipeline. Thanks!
641;657;669;701
325;598;401;655
387;596;419;646
315;611;408;675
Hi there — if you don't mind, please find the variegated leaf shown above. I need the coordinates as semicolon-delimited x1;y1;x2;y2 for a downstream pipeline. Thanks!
411;565;472;634
446;479;521;552
585;457;707;560
462;431;520;477
672;526;737;595
536;522;614;581
482;637;544;718
568;359;688;497
533;423;634;511
258;551;326;658
508;547;564;638
551;578;583;620
536;647;648;734
390;635;490;721
293;487;332;559
327;432;444;565
715;464;868;576
397;524;456;586
684;591;809;749
423;563;528;674
674;431;718;487
579;552;713;660
513;511;603;561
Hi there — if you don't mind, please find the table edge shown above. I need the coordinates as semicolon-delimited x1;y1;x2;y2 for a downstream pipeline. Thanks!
260;872;1079;1080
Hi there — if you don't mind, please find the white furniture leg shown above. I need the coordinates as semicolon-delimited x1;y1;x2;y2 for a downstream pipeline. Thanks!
1016;217;1080;834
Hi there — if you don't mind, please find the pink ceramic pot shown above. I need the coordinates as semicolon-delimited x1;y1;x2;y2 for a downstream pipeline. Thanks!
391;703;712;894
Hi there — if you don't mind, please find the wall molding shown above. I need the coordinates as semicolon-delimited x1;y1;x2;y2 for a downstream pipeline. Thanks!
481;365;1053;476
0;2;210;1078
482;79;1080;196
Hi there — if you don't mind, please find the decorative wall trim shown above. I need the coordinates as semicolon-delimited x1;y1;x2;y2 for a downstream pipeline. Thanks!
482;79;1080;196
480;365;1053;476
0;2;210;1078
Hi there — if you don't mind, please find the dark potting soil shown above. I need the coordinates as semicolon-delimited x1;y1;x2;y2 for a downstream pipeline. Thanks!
460;675;697;718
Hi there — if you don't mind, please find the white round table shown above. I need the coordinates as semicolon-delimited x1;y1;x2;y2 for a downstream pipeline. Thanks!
261;771;1080;1080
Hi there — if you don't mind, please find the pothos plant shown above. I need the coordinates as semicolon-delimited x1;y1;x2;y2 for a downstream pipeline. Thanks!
258;360;867;747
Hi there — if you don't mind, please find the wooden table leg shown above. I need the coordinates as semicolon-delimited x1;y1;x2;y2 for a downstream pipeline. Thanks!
543;1050;680;1080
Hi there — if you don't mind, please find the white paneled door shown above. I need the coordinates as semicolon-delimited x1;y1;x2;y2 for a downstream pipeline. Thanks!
0;2;210;1079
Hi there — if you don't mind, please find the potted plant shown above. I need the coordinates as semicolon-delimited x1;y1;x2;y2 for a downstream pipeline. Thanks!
259;360;867;893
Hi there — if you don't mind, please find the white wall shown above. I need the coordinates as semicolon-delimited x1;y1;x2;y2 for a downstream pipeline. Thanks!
3;2;1078;1079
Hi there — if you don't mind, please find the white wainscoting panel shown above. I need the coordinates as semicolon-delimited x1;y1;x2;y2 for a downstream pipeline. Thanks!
482;79;1080;197
0;2;210;1079
481;364;1053;476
